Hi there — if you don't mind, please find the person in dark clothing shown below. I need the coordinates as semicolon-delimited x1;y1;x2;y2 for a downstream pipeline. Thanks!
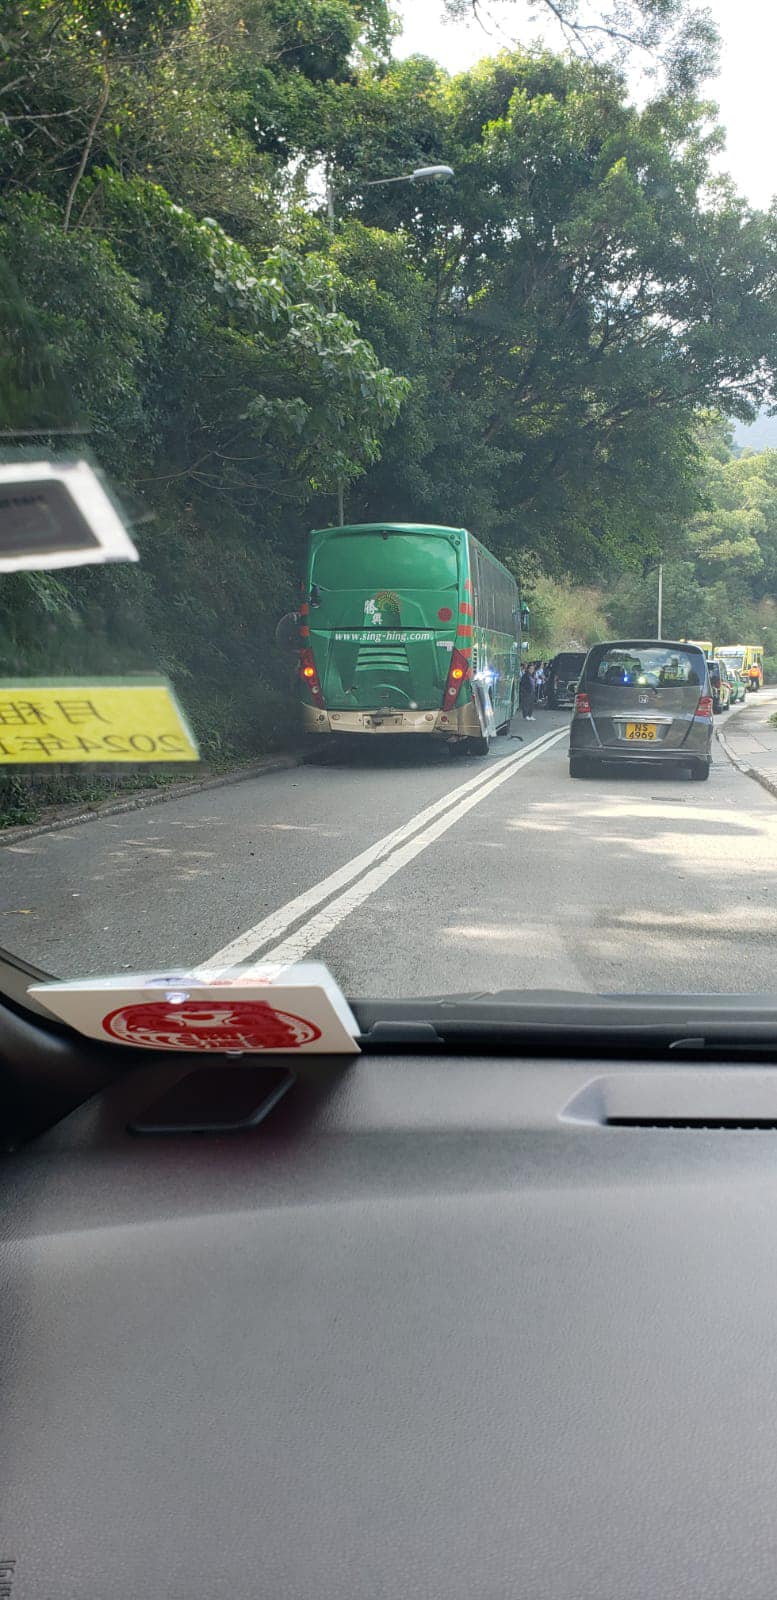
519;664;536;721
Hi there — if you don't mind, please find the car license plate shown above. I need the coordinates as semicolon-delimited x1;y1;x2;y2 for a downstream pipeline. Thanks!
625;722;657;741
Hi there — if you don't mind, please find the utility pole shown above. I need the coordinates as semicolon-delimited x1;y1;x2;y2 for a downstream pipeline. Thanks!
657;560;663;639
326;166;335;239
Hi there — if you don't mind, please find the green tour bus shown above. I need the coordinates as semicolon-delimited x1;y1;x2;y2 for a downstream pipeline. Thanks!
293;522;525;753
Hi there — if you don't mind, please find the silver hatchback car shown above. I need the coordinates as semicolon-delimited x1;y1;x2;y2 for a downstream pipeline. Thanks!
569;640;713;781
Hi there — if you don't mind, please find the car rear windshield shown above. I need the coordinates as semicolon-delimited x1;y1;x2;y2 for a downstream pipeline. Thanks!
587;645;703;688
707;661;721;684
553;654;585;676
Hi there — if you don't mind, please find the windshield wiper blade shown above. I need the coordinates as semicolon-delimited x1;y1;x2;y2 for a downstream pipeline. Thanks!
354;995;777;1054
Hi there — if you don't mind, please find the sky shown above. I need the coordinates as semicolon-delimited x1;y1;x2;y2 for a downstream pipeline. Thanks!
395;0;777;211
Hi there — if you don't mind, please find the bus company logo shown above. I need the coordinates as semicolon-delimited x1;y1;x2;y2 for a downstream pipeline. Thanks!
364;590;401;627
101;1000;323;1051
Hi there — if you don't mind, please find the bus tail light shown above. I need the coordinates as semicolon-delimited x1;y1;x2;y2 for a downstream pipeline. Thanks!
443;648;472;710
299;648;324;705
575;691;592;716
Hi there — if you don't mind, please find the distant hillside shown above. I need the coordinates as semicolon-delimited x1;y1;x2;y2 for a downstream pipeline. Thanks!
732;413;777;452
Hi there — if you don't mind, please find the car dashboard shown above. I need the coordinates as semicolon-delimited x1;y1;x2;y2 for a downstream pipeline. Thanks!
3;1017;777;1599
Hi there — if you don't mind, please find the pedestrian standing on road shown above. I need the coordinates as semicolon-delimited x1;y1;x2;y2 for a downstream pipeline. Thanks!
519;663;536;721
534;662;545;704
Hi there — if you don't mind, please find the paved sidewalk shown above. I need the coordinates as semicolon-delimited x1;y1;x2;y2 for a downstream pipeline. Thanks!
717;690;777;799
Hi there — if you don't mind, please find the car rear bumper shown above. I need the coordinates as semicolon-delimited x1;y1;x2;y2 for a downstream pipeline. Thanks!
569;720;712;762
569;747;711;767
302;702;483;737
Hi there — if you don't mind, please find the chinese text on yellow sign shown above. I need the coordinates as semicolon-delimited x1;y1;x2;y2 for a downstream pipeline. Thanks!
0;678;199;763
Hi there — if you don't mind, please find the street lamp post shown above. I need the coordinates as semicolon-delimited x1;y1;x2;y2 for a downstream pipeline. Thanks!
325;162;454;525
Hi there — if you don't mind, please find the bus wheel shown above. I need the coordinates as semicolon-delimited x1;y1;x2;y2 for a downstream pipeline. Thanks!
468;734;491;756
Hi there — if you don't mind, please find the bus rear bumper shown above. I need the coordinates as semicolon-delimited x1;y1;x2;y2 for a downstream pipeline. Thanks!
302;704;482;738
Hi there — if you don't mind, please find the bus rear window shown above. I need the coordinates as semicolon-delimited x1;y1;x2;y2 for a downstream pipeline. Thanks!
311;533;458;590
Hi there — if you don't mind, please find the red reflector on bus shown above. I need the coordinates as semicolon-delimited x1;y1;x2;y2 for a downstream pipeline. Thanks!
443;647;472;710
299;648;324;703
438;607;453;622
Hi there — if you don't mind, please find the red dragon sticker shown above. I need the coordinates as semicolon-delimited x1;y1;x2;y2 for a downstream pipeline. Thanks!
102;999;322;1051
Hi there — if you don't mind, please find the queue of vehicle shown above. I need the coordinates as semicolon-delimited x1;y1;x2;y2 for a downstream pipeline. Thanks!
279;522;764;782
685;638;763;699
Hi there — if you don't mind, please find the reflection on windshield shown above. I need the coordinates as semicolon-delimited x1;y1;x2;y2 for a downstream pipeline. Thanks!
2;0;777;1002
593;648;702;688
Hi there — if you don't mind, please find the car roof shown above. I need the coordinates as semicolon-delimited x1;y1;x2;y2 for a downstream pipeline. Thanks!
589;639;705;651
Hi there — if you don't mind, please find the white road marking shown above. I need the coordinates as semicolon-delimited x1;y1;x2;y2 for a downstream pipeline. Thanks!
205;727;566;968
205;726;563;967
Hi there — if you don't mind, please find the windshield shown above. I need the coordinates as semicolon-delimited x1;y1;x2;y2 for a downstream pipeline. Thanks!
3;0;777;1014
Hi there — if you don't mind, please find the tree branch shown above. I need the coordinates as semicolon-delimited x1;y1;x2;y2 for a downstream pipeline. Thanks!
62;67;110;235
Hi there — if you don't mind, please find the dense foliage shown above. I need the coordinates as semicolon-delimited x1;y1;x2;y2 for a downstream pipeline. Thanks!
2;0;777;766
605;425;777;670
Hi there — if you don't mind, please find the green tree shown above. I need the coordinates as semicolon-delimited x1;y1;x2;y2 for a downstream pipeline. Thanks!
308;51;777;578
0;0;409;761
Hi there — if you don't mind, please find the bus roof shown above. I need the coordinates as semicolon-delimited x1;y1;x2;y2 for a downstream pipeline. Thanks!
310;523;467;537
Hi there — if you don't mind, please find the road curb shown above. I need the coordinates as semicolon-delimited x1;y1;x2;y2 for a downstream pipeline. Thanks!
716;692;777;802
0;751;308;847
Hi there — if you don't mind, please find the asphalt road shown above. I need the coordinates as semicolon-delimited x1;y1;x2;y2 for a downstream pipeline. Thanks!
3;700;777;997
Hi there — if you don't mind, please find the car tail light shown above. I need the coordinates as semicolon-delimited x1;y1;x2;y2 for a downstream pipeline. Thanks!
299;647;324;704
575;691;591;716
443;647;472;710
695;694;713;720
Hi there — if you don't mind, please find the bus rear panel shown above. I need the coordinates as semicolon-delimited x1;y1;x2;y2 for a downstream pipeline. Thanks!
298;523;519;743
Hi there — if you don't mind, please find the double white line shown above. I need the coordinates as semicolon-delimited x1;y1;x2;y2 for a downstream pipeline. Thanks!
205;726;566;968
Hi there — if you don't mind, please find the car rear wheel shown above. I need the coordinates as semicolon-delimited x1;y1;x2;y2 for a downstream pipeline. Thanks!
569;756;591;779
689;762;710;782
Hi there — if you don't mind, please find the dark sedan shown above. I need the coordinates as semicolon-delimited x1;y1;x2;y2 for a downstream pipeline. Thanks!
546;651;586;708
